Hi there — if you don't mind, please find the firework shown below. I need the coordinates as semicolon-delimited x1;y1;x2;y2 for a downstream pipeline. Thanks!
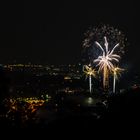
82;25;126;65
94;36;120;89
112;67;124;93
82;25;127;92
83;65;96;93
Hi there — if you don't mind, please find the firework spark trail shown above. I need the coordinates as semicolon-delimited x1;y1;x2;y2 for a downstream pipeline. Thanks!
112;67;124;93
94;36;120;89
83;65;96;93
89;75;92;93
113;74;116;93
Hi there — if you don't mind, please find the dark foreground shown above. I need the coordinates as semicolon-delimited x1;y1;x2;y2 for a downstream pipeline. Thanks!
0;88;140;133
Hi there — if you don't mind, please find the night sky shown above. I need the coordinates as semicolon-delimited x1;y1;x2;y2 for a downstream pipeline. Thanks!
0;1;140;67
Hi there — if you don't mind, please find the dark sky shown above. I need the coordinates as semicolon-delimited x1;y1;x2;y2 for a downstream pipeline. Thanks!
0;1;140;66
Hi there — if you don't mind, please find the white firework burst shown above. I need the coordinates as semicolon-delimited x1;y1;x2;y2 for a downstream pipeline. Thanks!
94;36;120;89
